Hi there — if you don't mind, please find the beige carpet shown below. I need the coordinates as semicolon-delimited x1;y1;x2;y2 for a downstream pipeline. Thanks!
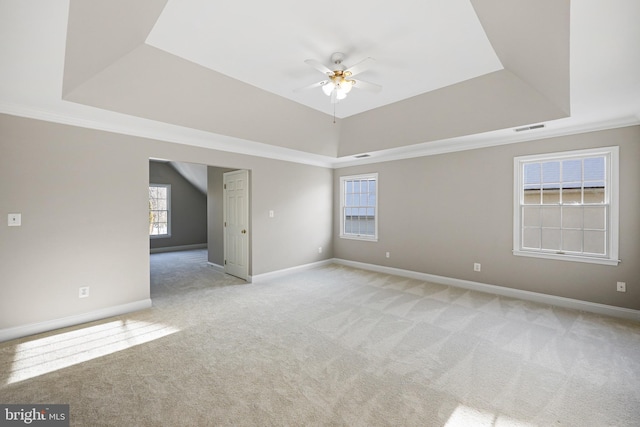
1;249;639;426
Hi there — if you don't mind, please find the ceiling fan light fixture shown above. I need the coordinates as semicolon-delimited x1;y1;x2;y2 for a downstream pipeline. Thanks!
341;80;353;94
322;82;335;96
299;53;381;107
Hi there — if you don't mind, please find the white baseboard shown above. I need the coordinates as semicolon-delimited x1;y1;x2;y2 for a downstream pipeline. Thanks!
251;259;334;283
0;299;153;343
334;259;640;322
150;243;207;254
207;262;224;272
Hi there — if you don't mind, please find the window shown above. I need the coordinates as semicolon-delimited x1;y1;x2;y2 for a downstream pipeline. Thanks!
149;184;171;238
340;173;378;241
513;147;619;265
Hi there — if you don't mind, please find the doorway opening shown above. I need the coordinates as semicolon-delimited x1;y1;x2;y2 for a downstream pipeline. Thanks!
148;160;251;296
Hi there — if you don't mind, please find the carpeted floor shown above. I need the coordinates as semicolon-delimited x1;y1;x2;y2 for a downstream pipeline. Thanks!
1;249;639;426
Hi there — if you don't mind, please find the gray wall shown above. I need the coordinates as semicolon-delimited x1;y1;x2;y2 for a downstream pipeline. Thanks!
0;113;333;332
149;161;207;250
334;125;640;310
1;110;636;338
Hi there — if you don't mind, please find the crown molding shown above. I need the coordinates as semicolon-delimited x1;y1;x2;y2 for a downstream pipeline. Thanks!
332;115;640;168
0;101;336;168
2;101;638;170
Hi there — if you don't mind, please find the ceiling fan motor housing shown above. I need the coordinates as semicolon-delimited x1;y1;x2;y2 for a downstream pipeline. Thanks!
330;52;346;70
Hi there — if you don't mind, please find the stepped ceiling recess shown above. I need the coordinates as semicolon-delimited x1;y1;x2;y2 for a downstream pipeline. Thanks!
1;0;639;166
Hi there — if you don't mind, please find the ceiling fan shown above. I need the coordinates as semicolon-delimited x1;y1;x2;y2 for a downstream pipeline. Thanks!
296;52;382;104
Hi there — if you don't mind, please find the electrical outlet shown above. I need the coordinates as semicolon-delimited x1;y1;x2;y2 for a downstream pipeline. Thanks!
318;246;322;254
8;213;21;227
474;263;481;272
79;286;90;298
269;210;274;218
616;282;626;292
385;252;390;258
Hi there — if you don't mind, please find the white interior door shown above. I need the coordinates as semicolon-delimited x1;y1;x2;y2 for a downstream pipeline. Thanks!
223;170;249;280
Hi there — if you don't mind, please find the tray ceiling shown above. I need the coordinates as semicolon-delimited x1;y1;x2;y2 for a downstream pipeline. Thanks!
1;0;638;166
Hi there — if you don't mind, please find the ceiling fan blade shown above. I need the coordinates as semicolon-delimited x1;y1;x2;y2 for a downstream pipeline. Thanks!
293;80;330;93
353;79;382;93
304;59;333;76
344;57;375;77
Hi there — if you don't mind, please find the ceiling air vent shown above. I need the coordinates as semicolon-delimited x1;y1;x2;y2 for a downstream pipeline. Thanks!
354;154;371;158
514;124;545;132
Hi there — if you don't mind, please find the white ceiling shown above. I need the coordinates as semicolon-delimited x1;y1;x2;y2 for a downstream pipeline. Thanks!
0;0;639;168
145;0;504;118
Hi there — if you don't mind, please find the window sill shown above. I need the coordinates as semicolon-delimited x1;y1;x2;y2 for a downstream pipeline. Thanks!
513;250;619;266
150;234;171;239
340;234;378;242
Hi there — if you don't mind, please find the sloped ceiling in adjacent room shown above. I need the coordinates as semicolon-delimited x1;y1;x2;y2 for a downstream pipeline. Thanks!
61;0;570;159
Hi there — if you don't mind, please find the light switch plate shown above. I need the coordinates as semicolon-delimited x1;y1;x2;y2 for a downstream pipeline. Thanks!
8;213;21;227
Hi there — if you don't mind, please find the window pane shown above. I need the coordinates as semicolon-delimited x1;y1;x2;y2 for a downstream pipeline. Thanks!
523;206;541;227
366;219;375;235
542;187;559;204
344;218;353;234
562;230;583;252
561;187;581;204
541;229;561;250
562;159;582;183
541;206;561;227
542;161;560;183
524;163;541;185
523;228;541;249
359;219;367;235
584;157;605;181
523;189;541;205
584;206;606;230
584;183;605;203
584;231;606;254
562;206;582;229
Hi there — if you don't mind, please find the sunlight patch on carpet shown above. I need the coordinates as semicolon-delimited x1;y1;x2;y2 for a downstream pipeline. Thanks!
7;320;179;384
445;404;537;427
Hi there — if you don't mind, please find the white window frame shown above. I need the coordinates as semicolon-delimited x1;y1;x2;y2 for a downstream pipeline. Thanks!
149;183;171;239
513;146;619;265
340;173;378;241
